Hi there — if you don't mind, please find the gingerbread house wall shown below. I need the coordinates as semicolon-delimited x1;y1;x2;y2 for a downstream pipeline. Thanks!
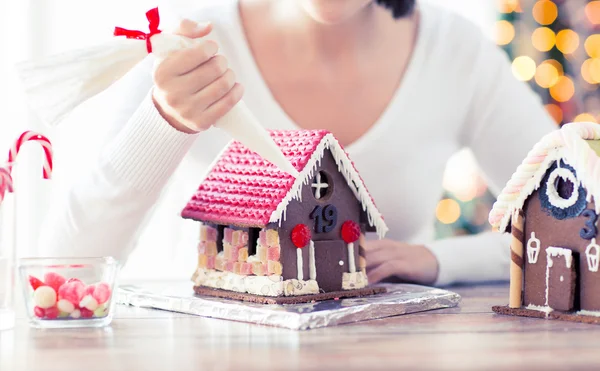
523;188;600;311
278;149;363;292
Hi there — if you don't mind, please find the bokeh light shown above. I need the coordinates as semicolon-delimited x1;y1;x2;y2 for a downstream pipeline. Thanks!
543;59;564;76
573;113;598;123
535;61;560;87
495;20;516;45
532;27;556;51
436;199;461;225
585;34;600;58
549;75;575;102
533;0;558;25
586;1;600;25
545;103;563;123
581;58;600;84
499;0;522;13
556;29;580;54
512;56;537;81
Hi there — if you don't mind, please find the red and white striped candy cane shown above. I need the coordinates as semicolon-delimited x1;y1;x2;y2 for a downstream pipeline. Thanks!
0;167;13;203
7;131;53;182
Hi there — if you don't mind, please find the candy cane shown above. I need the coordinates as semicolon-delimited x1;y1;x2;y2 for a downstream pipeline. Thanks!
7;131;53;183
0;167;14;203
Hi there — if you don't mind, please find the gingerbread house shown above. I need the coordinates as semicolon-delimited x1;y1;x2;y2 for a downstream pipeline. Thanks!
489;122;600;323
181;130;388;303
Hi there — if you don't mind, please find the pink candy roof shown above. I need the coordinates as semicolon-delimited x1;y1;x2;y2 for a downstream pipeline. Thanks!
182;130;388;237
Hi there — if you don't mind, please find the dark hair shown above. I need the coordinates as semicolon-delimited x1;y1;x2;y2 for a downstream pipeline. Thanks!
375;0;416;18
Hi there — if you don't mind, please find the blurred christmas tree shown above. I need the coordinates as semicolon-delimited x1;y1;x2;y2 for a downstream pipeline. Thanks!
435;0;600;238
497;0;600;124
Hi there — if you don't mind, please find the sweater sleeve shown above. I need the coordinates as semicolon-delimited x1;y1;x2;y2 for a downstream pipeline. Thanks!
37;56;199;262
427;19;557;286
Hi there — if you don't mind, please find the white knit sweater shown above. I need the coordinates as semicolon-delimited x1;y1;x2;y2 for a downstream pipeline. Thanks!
39;0;557;286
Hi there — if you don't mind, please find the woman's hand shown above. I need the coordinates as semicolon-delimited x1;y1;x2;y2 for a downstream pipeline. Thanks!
152;19;244;134
364;239;439;285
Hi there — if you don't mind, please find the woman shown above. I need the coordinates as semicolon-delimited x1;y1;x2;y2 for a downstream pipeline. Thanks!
40;0;556;286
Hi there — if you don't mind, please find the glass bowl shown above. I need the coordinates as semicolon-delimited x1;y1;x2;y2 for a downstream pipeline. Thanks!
17;257;120;328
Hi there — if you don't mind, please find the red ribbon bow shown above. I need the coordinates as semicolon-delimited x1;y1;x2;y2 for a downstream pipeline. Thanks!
114;7;162;53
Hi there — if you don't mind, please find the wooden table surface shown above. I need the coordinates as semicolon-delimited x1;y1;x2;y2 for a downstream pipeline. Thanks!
2;283;600;371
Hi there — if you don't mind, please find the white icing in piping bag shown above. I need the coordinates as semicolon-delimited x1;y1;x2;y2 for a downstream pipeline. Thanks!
15;7;299;177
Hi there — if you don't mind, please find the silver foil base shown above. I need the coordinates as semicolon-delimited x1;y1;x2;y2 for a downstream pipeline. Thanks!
116;282;461;330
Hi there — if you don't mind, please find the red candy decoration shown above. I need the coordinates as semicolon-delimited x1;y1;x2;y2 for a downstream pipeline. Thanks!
34;306;45;318
44;306;59;319
80;308;94;318
291;224;311;248
341;220;360;243
28;275;45;290
43;272;66;293
67;278;83;284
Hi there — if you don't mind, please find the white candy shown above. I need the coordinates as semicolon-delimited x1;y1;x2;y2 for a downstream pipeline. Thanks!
57;299;75;314
33;286;57;309
71;309;81;319
79;295;99;311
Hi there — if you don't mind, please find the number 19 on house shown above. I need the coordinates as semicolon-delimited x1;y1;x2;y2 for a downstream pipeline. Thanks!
310;205;338;233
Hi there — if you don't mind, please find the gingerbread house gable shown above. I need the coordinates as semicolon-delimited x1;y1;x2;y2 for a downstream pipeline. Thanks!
181;130;388;238
489;122;600;233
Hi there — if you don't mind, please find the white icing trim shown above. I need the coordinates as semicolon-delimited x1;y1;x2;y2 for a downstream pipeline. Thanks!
585;238;600;273
311;171;329;200
342;271;368;290
545;167;579;208
577;310;600;317
296;247;304;281
269;134;388;239
526;304;553;315
309;240;316;280
192;268;321;297
489;122;600;231
545;247;573;307
527;232;541;265
348;242;356;273
546;247;573;268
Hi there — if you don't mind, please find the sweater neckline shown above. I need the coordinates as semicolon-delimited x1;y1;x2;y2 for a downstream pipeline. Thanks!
228;0;431;154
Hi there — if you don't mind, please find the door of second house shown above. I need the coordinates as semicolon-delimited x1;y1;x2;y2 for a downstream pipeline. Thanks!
545;247;577;311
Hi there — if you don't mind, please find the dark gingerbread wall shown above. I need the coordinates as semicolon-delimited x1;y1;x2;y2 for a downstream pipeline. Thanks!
523;189;600;311
277;149;363;290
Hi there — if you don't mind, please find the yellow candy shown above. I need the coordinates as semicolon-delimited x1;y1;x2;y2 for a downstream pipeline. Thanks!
198;254;208;268
268;261;282;275
238;247;248;262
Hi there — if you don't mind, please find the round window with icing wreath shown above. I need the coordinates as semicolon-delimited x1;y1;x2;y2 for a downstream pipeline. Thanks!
538;161;587;220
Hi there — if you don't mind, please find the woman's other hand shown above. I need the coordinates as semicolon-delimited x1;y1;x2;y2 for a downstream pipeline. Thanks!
152;19;244;134
365;239;439;285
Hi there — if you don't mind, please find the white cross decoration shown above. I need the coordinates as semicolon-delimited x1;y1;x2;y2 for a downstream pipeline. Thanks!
311;172;329;199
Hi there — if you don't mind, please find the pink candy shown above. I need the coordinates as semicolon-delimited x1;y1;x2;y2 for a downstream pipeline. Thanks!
259;230;267;247
267;247;280;261
224;228;233;243
206;256;216;270
58;281;85;305
43;272;66;293
240;262;252;275
92;283;111;304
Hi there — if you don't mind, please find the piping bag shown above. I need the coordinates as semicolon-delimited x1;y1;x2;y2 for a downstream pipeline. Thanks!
15;7;299;177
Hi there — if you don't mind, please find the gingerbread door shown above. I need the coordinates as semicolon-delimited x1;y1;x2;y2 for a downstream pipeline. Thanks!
545;247;577;311
313;240;347;292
